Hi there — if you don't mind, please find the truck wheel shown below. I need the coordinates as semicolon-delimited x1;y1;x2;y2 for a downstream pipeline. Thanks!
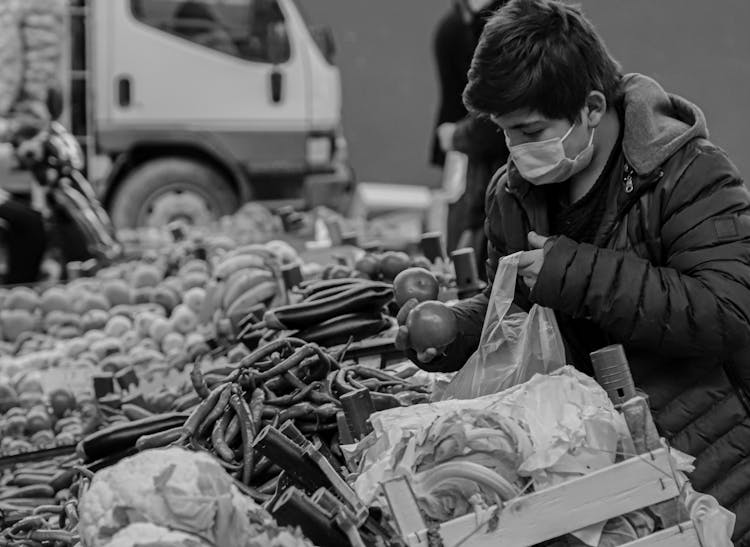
109;158;238;229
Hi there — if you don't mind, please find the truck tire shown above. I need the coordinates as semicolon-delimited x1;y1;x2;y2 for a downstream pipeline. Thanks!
109;158;238;229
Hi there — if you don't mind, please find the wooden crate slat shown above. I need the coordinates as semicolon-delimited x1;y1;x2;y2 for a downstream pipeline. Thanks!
620;522;702;547
382;477;426;537
406;448;680;547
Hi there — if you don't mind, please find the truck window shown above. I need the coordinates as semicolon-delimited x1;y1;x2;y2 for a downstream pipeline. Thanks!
130;0;290;63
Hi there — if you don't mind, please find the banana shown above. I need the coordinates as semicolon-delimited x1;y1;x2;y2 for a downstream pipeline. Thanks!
214;253;267;280
222;268;274;310
225;280;278;322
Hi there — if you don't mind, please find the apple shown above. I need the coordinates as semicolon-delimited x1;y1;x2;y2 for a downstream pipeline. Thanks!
65;338;89;359
90;337;124;360
105;315;133;338
0;310;38;342
161;331;185;355
182;272;209;290
405;301;458;352
162;276;185;294
83;329;106;344
101;279;132;307
132;264;163;288
40;287;72;314
379;251;412;281
354;253;380;279
182;287;206;314
5;287;41;312
170;305;198;335
132;287;155;305
134;312;159;337
393;268;440;307
121;329;141;351
81;309;110;332
148;316;172;344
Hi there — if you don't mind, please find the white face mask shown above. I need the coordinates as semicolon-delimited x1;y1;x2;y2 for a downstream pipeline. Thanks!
465;0;493;13
505;123;596;185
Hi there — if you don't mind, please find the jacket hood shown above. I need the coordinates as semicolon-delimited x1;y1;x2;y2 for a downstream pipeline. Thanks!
621;73;708;176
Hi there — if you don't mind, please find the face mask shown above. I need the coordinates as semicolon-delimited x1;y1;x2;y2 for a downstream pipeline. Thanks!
506;123;596;185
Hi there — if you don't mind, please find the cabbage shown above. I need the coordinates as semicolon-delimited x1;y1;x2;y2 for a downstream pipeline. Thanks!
103;523;209;547
79;447;314;547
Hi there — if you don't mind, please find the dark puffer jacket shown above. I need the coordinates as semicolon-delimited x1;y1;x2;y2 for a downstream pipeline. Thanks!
421;74;750;544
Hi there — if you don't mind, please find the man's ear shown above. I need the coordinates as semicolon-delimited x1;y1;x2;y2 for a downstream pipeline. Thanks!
585;91;607;128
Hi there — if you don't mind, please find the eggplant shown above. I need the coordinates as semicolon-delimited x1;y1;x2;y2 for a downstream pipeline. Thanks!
293;312;390;347
79;412;188;462
263;283;393;331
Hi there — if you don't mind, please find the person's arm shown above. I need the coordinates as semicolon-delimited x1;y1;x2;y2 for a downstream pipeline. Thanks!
431;11;469;165
531;147;750;358
401;169;518;372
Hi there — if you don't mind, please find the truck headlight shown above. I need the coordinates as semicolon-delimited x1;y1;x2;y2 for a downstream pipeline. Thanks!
306;135;333;167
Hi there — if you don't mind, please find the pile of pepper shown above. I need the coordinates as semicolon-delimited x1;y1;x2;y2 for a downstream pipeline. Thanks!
116;336;428;498
0;455;88;546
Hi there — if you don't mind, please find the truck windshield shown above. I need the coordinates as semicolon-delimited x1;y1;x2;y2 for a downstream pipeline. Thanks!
130;0;290;63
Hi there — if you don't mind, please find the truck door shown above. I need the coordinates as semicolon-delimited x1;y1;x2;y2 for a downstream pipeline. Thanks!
99;0;310;128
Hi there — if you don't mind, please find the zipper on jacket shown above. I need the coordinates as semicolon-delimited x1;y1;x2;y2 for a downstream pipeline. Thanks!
601;164;664;246
624;163;635;193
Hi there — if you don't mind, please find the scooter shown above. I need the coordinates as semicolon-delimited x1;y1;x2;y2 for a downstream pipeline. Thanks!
0;90;121;283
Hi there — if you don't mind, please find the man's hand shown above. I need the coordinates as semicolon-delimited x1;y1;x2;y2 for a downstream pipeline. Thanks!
518;231;550;291
437;122;457;153
394;298;448;363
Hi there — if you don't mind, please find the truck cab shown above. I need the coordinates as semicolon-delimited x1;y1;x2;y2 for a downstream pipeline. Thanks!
69;0;352;228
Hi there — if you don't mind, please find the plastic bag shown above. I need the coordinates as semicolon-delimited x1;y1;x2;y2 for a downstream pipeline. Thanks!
441;151;468;204
439;252;566;400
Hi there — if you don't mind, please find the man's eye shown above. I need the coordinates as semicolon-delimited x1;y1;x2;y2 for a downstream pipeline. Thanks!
523;130;543;138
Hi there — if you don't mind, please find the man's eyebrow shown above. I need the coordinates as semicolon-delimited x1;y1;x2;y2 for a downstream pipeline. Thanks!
508;120;545;130
490;115;545;130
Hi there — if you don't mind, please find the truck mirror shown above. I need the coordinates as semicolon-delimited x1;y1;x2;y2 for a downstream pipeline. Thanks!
267;22;290;65
311;25;336;64
46;86;64;121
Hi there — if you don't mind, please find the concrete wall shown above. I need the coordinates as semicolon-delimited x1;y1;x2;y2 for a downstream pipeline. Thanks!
304;1;750;185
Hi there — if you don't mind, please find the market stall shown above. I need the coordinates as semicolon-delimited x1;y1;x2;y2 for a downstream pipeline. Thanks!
0;203;735;547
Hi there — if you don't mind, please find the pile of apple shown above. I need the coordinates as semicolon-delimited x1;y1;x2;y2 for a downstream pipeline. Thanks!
0;371;80;453
0;259;209;351
0;236;302;373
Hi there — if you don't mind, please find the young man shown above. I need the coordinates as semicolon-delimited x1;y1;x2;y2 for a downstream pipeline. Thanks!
397;0;750;543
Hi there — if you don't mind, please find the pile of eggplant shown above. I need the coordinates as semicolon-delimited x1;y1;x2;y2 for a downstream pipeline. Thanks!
239;278;396;349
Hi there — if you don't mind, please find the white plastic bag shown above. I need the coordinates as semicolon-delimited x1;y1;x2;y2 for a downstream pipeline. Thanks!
439;252;566;400
441;151;468;204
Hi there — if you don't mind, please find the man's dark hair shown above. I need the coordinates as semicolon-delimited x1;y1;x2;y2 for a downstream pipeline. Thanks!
463;0;622;122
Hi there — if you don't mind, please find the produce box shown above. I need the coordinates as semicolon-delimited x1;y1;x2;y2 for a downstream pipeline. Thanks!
383;443;703;547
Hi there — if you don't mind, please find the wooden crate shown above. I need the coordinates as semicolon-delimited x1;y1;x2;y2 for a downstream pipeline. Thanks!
382;445;703;547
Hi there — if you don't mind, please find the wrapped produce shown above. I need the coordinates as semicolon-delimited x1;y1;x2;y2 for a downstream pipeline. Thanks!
0;0;64;122
78;447;314;547
0;1;23;116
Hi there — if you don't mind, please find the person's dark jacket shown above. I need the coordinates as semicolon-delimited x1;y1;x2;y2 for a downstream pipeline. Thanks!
430;5;474;168
430;1;508;169
414;74;750;545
